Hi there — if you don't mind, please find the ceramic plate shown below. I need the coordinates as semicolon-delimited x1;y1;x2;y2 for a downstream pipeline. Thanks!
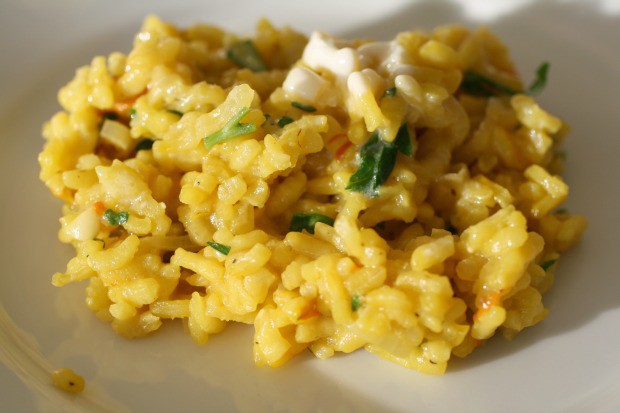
1;1;619;412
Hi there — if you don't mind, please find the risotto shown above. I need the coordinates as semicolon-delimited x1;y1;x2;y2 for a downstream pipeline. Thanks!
38;16;586;374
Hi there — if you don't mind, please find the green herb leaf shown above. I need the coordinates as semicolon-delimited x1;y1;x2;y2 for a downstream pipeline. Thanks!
226;40;268;72
103;209;129;226
525;62;550;95
460;71;517;97
540;259;557;271
207;241;231;255
98;112;120;129
461;62;550;97
345;132;390;197
129;108;137;120
346;132;395;197
277;116;294;128
346;125;412;197
289;213;335;234
262;113;271;125
291;101;317;112
102;112;119;121
135;138;155;152
167;109;183;117
351;295;362;311
383;86;397;97
394;123;413;156
555;150;567;161
204;107;257;149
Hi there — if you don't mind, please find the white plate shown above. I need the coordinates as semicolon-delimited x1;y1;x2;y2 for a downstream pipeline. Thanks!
2;1;619;412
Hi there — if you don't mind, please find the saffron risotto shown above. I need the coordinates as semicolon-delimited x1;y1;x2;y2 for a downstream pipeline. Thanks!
39;16;587;374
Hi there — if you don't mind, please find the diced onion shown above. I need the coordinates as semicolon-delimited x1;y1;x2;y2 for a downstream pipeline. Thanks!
100;119;132;151
302;31;360;78
283;67;330;105
67;207;100;241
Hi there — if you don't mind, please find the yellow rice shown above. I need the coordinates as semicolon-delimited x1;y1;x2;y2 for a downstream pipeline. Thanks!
38;16;587;374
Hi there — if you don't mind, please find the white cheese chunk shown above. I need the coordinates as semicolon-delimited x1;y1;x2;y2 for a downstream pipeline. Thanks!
358;40;415;77
67;207;100;241
283;66;330;104
347;68;384;97
302;31;360;78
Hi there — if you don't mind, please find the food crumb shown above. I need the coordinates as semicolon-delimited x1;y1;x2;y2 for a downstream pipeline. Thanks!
51;368;85;393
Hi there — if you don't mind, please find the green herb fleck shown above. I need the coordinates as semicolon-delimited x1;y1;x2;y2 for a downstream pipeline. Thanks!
345;123;412;197
351;295;362;311
207;241;231;255
135;138;155;152
383;87;397;97
289;213;335;234
130;108;137;120
261;113;271;127
394;122;412;156
226;40;268;72
460;71;518;97
555;150;567;161
103;209;129;226
102;112;119;121
291;101;317;112
461;62;550;97
203;107;257;149
526;62;550;95
98;112;120;129
167;109;183;117
540;259;557;271
277;116;294;128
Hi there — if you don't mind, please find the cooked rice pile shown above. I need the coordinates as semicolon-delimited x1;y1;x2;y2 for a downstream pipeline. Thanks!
39;16;586;374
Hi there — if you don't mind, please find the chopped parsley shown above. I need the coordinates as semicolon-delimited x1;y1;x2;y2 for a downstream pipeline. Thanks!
383;86;397;97
207;241;231;255
461;62;550;97
460;71;517;97
226;40;268;72
135;138;155;152
289;213;335;234
555;150;567;160
203;107;257;149
129;108;137;120
540;259;557;271
351;295;362;311
102;112;119;121
345;123;412;197
167;109;183;117
277;116;294;127
526;62;550;95
291;101;317;112
103;209;129;226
